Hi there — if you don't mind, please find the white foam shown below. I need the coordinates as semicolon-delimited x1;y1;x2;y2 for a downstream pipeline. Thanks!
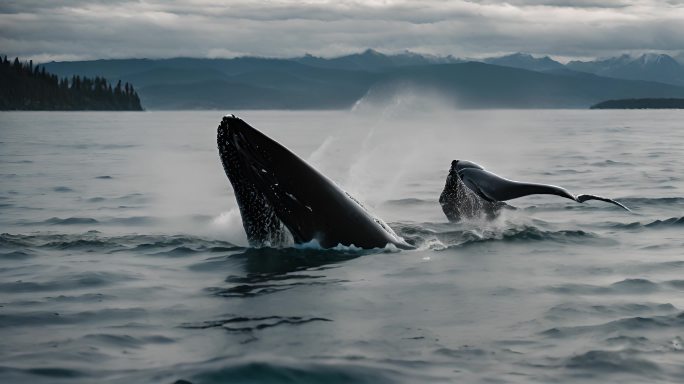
293;239;402;253
210;208;249;246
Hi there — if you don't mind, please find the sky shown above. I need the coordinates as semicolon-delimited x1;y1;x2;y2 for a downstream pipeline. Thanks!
1;0;683;63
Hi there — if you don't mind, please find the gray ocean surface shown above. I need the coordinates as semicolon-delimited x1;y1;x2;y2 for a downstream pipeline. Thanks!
1;109;684;383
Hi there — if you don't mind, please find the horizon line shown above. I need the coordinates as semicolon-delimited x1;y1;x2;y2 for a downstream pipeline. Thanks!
8;49;684;66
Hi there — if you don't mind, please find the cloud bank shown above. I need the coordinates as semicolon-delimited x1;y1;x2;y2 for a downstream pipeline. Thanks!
1;0;683;62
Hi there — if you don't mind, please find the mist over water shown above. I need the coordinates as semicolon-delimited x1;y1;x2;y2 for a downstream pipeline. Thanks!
1;108;684;383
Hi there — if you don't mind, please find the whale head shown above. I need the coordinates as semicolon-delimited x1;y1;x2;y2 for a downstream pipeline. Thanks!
445;160;486;186
450;160;485;174
218;114;334;247
217;115;299;246
217;115;321;203
217;115;409;249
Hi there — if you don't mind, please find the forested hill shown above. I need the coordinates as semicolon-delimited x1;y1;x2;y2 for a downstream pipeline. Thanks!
1;57;142;110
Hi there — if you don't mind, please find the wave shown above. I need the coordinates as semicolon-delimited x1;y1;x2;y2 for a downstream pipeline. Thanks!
605;216;684;230
589;159;634;167
0;232;240;254
603;335;651;347
193;247;367;299
44;293;115;303
0;307;148;328
113;193;151;204
107;216;158;225
42;217;99;225
43;238;120;250
565;350;661;377
541;169;591;175
0;250;35;260
381;198;435;206
27;216;159;227
82;333;175;348
618;197;684;207
0;366;89;380
182;315;332;332
545;302;677;320
53;143;138;150
52;186;74;192
0;360;412;384
206;278;341;298
82;195;152;206
0;271;135;293
447;227;606;248
542;311;684;338
0;210;665;257
389;220;612;249
149;246;200;257
522;197;684;212
545;278;684;296
179;360;413;384
641;217;684;228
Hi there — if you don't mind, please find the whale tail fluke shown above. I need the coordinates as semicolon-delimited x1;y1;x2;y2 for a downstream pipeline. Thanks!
452;162;631;213
576;194;631;212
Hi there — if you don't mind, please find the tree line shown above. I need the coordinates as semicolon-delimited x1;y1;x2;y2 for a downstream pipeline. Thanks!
0;56;143;110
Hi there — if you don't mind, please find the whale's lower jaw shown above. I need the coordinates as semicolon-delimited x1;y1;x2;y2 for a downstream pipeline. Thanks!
231;172;293;248
217;117;291;247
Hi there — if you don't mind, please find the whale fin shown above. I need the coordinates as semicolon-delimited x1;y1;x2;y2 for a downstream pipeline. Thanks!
576;194;631;211
458;168;630;211
458;168;576;202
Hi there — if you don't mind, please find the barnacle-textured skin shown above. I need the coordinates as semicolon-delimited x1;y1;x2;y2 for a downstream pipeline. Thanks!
217;116;291;247
439;166;507;222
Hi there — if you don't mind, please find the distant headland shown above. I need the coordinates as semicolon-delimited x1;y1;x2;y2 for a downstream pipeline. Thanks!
1;57;142;111
590;98;684;109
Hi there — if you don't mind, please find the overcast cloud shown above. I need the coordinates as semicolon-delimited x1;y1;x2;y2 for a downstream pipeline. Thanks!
1;0;683;62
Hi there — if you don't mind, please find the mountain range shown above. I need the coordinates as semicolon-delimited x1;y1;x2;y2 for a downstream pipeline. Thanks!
567;54;684;86
40;50;684;110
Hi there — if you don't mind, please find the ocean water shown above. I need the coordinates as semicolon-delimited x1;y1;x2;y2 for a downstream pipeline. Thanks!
1;109;684;383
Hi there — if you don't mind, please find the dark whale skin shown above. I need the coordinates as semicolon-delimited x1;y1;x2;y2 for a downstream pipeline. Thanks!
440;160;629;222
217;115;412;249
439;162;508;222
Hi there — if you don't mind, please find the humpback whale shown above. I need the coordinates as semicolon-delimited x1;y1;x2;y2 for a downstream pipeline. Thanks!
217;115;412;249
440;160;629;222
